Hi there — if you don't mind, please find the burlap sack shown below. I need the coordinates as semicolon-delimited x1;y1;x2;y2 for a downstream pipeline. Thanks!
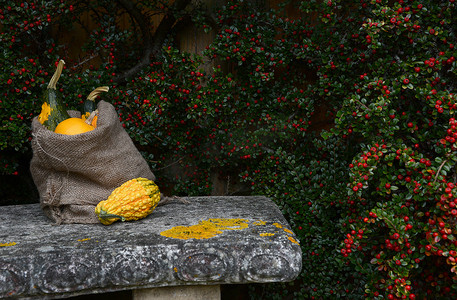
30;100;156;224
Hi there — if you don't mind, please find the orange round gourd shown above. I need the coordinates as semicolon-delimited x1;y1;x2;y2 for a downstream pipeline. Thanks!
54;118;95;135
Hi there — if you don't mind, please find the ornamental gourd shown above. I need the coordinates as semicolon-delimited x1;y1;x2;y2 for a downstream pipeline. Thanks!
38;60;70;131
54;86;109;135
54;116;95;135
81;86;110;128
94;178;160;225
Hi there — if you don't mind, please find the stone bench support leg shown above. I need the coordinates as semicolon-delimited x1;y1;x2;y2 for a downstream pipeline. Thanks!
133;285;221;300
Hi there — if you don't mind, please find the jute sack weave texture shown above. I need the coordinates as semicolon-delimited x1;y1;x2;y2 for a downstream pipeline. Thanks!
30;100;155;224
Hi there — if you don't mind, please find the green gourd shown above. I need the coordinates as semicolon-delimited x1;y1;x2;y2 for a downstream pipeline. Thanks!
38;60;70;131
82;86;109;120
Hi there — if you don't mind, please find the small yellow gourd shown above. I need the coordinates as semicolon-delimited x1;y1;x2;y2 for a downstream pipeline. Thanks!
54;86;109;135
95;178;160;225
54;108;99;135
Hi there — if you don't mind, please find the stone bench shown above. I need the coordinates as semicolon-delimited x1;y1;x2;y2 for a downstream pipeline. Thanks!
0;196;302;299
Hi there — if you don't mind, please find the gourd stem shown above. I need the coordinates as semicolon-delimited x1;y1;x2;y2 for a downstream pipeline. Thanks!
99;211;126;222
47;60;65;90
85;110;98;125
87;86;109;101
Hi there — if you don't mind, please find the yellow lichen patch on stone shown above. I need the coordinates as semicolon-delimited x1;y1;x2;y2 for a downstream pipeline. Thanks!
288;236;300;245
283;228;294;235
0;242;16;247
162;224;221;239
206;218;249;230
253;220;266;226
272;222;283;229
260;233;275;237
160;218;249;240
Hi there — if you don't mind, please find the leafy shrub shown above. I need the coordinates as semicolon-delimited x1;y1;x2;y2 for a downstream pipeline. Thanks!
2;0;457;299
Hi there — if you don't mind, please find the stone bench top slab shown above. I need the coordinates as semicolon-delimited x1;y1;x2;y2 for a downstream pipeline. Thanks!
0;196;302;299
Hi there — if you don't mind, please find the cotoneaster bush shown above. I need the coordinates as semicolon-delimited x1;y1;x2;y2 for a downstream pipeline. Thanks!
300;0;457;299
2;0;457;299
200;0;457;298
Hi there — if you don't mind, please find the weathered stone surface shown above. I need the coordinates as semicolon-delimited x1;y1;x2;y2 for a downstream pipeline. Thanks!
0;196;302;299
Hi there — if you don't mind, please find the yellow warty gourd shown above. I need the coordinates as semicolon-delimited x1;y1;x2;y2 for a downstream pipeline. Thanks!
95;178;160;225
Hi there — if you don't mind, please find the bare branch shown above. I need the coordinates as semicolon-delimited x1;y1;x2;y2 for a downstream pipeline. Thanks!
70;53;99;71
113;0;192;84
113;0;153;83
434;158;449;184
